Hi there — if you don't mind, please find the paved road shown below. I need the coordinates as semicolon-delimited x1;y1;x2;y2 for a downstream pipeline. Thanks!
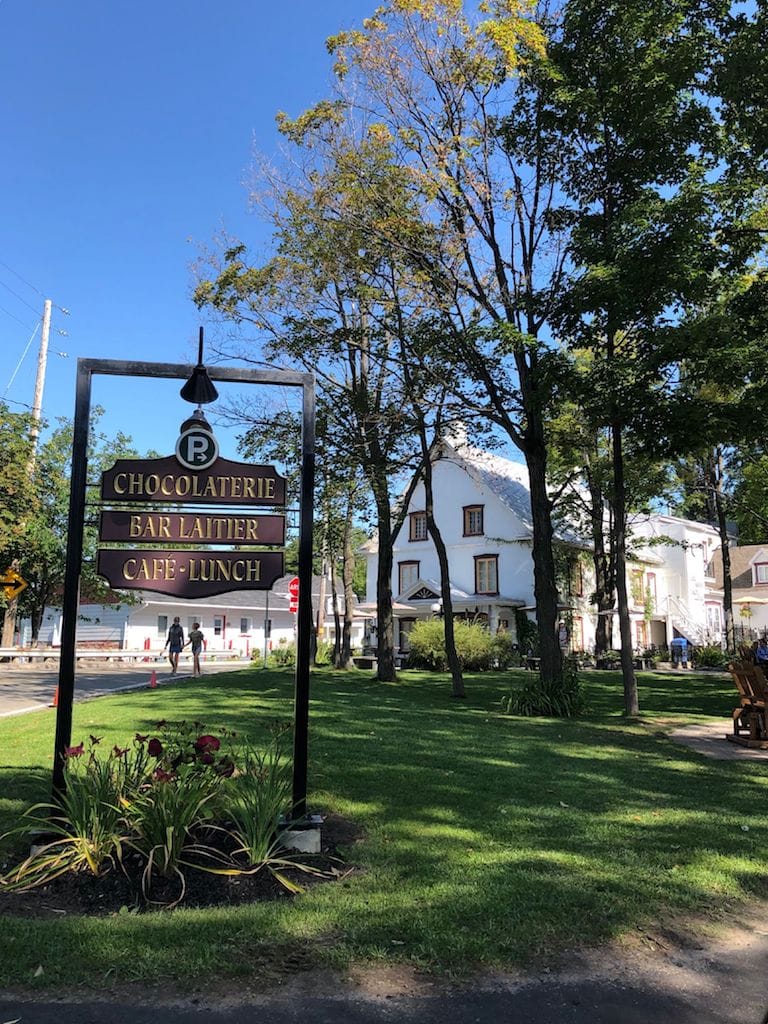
0;660;248;718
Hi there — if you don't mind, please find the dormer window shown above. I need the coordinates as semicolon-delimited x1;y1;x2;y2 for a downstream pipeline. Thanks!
755;563;768;585
463;505;484;537
409;511;428;541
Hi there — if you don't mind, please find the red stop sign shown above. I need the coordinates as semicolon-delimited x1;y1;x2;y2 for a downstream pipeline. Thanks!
288;577;300;599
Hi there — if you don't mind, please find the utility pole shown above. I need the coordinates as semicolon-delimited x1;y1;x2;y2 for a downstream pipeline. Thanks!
1;299;52;648
29;298;52;464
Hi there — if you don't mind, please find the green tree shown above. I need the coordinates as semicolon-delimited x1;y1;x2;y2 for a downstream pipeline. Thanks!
546;0;728;714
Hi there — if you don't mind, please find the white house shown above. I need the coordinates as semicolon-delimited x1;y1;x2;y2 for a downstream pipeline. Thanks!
363;439;729;655
21;575;366;656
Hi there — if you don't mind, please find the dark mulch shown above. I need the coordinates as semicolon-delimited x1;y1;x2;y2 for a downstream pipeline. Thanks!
0;813;364;919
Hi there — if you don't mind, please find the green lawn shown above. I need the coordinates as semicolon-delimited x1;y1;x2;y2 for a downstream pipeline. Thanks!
0;665;765;989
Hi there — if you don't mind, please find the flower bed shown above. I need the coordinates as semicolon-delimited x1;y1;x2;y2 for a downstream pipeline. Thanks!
1;721;349;913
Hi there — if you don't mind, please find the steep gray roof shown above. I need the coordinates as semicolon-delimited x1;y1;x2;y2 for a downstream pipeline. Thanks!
441;441;589;548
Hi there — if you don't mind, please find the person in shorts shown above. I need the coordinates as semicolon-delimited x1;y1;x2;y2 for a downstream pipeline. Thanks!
163;616;184;674
184;621;205;677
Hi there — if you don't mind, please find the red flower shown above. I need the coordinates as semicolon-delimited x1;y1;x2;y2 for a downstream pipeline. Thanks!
112;745;129;758
194;734;221;753
147;738;163;757
199;751;215;765
65;743;84;758
135;732;149;743
152;767;175;783
216;758;235;778
89;734;102;746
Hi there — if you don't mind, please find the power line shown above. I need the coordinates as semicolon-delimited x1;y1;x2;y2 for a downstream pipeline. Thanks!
0;303;35;329
0;260;70;316
0;258;43;296
0;277;41;315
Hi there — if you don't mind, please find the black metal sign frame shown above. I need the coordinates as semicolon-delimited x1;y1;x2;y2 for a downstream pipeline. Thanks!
52;358;315;820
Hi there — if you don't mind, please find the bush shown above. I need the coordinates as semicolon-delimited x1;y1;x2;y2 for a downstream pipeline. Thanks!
314;642;334;666
408;618;502;671
515;610;539;657
501;662;585;718
269;642;296;668
693;644;729;669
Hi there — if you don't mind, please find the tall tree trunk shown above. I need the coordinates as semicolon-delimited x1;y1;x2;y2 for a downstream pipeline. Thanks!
612;422;639;716
524;440;562;685
421;440;464;698
708;449;734;652
330;570;342;666
372;481;396;682
340;495;355;668
587;464;615;657
314;559;328;668
1;559;21;647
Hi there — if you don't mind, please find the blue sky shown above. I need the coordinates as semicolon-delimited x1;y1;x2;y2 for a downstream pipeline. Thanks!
0;0;371;460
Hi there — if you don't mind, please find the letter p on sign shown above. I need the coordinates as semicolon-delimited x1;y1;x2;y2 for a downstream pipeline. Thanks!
176;428;219;470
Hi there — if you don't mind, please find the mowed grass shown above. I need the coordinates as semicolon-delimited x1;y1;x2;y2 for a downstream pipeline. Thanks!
0;664;765;990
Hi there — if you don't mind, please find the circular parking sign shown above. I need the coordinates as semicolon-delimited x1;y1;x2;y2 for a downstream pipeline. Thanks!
176;428;219;470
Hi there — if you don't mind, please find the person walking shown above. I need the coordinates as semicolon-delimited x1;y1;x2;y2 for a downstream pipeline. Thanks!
184;621;205;677
163;616;185;674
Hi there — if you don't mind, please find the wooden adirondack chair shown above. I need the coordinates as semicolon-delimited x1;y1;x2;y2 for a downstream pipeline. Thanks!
728;660;768;743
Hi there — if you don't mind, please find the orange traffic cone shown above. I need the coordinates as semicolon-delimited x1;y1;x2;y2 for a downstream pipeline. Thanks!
49;686;59;708
148;670;158;690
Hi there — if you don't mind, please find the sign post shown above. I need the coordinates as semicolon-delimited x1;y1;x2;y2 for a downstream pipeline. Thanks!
52;358;315;822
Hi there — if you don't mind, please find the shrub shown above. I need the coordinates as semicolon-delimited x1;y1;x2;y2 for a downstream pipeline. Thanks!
314;642;334;666
501;662;585;718
406;618;522;671
269;641;296;668
0;737;134;890
515;610;539;656
693;644;729;669
491;630;519;669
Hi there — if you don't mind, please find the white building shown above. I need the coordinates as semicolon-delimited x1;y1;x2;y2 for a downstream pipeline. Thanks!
21;575;366;656
363;440;729;655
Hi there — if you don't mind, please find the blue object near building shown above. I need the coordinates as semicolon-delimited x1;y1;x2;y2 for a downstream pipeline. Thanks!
670;637;688;666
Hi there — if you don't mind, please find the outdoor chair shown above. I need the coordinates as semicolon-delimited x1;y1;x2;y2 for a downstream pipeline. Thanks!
728;660;768;743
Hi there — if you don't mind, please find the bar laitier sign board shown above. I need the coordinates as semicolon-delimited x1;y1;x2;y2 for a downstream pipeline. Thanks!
99;511;285;546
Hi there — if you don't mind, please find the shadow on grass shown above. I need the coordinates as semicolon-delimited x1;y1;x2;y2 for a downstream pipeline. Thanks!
0;666;765;984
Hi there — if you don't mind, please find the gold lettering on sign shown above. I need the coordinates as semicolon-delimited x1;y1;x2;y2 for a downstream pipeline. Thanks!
188;558;261;583
122;557;177;581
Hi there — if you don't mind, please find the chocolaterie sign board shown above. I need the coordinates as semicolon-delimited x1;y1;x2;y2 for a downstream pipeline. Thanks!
97;436;287;599
101;455;285;505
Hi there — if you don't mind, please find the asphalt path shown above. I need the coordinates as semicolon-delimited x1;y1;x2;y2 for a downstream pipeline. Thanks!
0;659;248;718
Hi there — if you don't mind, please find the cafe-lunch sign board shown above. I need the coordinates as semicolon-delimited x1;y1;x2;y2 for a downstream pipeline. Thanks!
97;425;287;599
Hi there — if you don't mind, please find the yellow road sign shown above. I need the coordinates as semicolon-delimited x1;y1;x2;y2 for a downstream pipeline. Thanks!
0;568;27;601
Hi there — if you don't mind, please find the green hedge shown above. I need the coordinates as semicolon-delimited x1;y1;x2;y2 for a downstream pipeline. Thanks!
407;618;517;671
